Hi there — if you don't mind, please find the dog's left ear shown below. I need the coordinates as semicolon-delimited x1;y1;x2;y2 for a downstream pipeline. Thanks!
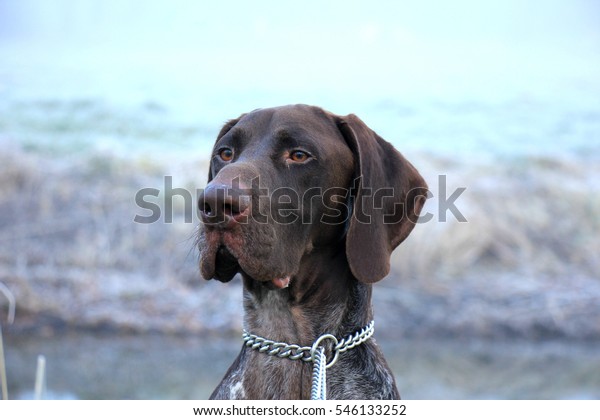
336;114;428;284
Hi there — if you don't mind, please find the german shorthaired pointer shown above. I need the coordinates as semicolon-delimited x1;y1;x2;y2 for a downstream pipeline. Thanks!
197;104;427;399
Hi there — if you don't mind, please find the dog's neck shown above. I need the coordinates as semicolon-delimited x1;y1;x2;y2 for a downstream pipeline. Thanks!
241;246;373;346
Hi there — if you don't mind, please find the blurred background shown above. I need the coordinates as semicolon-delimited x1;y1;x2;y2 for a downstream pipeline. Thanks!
1;0;599;399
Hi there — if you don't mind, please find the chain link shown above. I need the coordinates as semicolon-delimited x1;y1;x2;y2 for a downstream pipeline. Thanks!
242;321;375;400
242;333;311;361
242;320;375;364
310;347;327;400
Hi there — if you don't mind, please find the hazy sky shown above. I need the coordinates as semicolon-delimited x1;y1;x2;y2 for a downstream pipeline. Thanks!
1;0;599;116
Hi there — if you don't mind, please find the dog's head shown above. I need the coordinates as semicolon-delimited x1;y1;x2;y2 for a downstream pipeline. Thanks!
197;104;427;287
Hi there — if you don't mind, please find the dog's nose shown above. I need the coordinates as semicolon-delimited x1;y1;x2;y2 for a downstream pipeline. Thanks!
199;181;250;227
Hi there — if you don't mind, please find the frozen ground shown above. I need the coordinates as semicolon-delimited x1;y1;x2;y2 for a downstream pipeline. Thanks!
1;96;599;339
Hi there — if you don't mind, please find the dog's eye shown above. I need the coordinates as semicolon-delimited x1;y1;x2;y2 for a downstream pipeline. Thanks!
218;148;234;162
290;150;310;163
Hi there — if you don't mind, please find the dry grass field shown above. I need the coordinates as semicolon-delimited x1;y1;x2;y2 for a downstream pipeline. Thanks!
1;131;598;339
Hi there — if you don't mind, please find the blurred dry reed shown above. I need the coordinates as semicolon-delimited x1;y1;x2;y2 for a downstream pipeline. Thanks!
0;143;598;338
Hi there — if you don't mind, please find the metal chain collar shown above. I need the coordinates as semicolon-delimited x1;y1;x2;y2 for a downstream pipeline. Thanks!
242;321;375;400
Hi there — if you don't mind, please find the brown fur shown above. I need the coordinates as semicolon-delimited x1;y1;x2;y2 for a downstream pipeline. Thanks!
197;105;428;399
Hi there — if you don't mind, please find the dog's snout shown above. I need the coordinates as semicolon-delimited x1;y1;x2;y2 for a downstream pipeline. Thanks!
199;182;250;227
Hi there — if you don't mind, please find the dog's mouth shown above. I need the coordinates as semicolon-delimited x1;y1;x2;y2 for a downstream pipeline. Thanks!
198;226;293;289
212;245;291;289
213;245;240;282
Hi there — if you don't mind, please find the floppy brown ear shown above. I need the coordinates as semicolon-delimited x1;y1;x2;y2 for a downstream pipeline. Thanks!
337;114;428;284
207;116;245;182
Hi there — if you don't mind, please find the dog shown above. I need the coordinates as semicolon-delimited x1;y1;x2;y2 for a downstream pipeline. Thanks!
197;104;427;399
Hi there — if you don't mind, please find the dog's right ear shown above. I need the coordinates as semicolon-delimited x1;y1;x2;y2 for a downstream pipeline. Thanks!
208;116;245;182
216;117;242;139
